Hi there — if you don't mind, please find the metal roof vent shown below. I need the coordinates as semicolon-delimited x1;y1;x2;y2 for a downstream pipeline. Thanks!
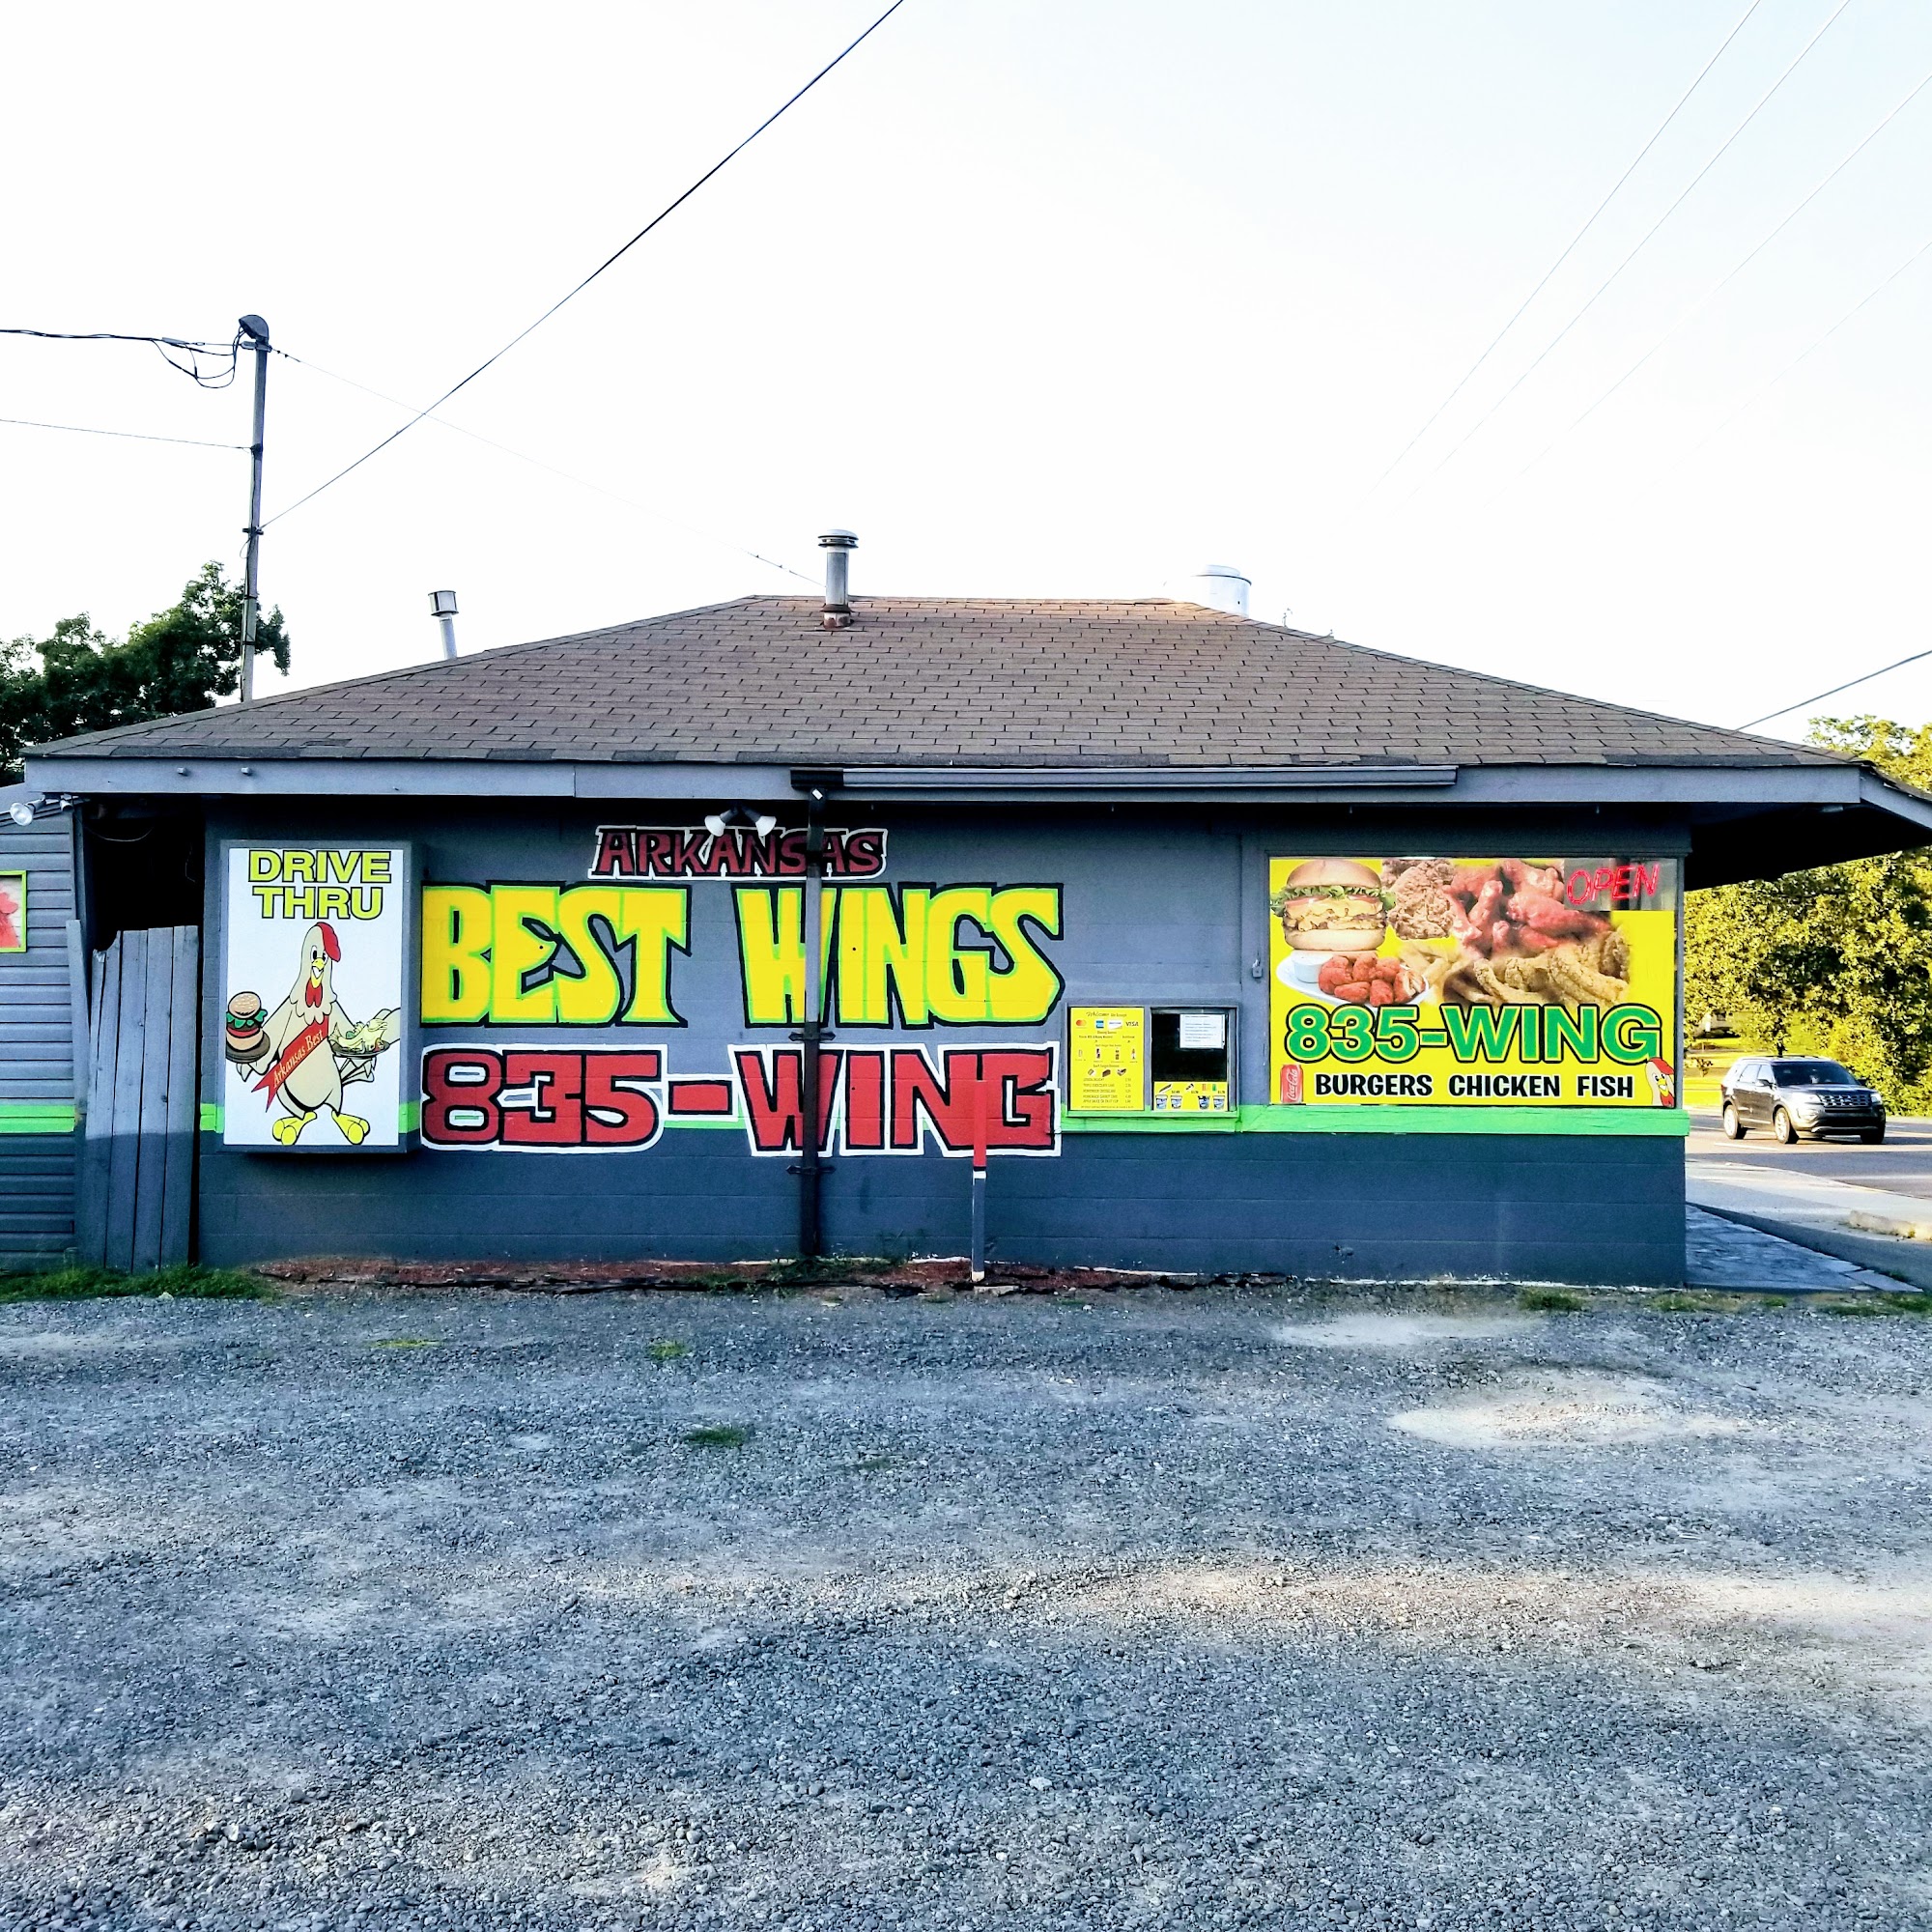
1186;564;1250;616
818;529;857;629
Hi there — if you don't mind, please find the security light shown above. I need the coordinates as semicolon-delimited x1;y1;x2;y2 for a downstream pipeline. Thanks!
704;805;779;839
8;794;77;827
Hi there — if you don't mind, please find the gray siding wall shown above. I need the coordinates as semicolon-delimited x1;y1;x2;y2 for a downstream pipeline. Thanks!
200;799;1690;1285
0;807;78;1264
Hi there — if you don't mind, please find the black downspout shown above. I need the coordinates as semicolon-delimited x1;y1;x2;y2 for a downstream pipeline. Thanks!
792;772;840;1259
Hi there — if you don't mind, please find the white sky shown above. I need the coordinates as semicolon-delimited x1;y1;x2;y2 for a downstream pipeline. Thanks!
4;0;1930;742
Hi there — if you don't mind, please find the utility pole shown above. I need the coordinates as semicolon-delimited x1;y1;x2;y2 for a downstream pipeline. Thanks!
237;315;270;703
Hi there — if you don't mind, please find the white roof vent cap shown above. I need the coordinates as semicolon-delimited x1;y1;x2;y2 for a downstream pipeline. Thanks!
1186;564;1250;616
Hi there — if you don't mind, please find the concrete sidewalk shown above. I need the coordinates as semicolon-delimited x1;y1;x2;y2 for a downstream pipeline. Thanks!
1687;1157;1932;1290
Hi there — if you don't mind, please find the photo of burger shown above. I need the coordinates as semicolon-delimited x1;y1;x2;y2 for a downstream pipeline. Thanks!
1269;858;1387;952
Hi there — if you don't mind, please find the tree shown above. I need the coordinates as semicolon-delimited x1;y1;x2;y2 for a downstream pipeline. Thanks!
0;561;291;780
1685;715;1932;1109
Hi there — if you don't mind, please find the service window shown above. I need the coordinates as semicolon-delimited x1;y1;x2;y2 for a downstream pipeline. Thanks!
1151;1008;1233;1112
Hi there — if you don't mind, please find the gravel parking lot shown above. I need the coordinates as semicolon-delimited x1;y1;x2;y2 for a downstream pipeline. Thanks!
4;1279;1931;1932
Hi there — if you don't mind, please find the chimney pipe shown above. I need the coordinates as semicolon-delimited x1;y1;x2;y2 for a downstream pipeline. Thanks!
818;529;857;627
429;588;460;658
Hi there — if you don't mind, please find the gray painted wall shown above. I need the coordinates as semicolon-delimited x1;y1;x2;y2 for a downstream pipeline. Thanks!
197;799;1690;1285
0;795;78;1266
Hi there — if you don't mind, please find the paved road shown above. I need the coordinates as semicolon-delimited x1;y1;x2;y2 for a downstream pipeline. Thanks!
1688;1109;1932;1200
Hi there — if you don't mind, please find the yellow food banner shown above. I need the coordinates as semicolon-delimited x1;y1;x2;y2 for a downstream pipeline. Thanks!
1267;856;1677;1108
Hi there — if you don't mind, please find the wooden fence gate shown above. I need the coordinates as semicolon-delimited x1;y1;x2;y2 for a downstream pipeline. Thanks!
79;926;199;1270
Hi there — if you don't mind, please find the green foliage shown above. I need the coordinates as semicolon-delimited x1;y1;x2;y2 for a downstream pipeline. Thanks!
682;1424;753;1449
0;561;291;780
646;1338;691;1362
1518;1287;1584;1312
0;1263;270;1304
1644;1291;1784;1315
1685;716;1932;1112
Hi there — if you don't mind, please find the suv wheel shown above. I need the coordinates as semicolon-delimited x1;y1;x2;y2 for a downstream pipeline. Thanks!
1773;1107;1799;1146
1720;1102;1745;1140
1861;1126;1886;1145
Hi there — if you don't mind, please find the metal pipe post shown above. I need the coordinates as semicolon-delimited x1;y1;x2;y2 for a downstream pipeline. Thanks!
797;785;828;1259
970;1055;988;1283
237;315;270;703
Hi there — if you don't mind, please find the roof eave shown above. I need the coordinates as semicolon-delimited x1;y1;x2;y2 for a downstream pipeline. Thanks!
23;751;1882;811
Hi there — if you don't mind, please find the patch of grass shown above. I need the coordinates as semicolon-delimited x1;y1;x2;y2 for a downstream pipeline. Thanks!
683;1424;753;1449
761;1254;894;1288
1820;1292;1932;1318
1644;1291;1784;1315
1519;1288;1585;1313
0;1263;270;1306
853;1454;898;1473
369;1336;437;1350
646;1339;690;1362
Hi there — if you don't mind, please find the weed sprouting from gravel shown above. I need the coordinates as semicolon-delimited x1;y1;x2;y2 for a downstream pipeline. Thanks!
646;1338;691;1362
683;1424;753;1449
1519;1288;1585;1313
853;1454;898;1472
1820;1292;1932;1318
369;1336;437;1350
0;1263;270;1305
1646;1291;1784;1315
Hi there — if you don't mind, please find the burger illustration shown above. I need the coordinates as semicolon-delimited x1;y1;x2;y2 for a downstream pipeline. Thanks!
225;991;269;1064
1271;859;1387;952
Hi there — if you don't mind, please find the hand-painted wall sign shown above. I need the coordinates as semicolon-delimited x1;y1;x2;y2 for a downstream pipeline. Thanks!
590;826;887;881
418;1041;1059;1157
416;881;1064;1033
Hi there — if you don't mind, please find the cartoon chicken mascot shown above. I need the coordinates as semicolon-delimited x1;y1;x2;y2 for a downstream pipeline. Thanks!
225;921;401;1145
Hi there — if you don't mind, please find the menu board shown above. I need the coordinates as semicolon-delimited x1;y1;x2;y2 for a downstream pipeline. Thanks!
1069;1006;1146;1111
1267;856;1677;1108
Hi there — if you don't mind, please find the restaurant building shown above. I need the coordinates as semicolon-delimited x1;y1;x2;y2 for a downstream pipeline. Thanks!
28;559;1932;1284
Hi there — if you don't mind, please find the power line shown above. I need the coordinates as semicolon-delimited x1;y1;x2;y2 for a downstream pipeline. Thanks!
0;413;244;449
1401;0;1857;503
272;346;818;585
0;327;230;348
1691;234;1932;452
1497;62;1932;497
1740;645;1932;731
266;0;910;529
0;324;242;388
1364;0;1766;498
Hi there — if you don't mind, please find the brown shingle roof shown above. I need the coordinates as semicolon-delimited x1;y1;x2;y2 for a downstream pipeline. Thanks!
34;596;1838;769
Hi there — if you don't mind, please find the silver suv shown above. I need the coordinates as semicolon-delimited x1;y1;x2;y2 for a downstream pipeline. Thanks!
1719;1057;1886;1146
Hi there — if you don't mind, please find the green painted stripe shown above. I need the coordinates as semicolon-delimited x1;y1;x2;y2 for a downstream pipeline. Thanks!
399;1100;420;1133
1064;1105;1690;1138
664;1113;742;1129
199;1102;222;1132
0;1102;76;1134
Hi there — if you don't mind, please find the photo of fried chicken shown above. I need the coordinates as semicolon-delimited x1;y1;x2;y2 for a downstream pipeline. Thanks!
1386;860;1635;1013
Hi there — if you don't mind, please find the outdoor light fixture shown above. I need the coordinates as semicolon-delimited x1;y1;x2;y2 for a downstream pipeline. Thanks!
703;805;779;839
7;794;79;828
